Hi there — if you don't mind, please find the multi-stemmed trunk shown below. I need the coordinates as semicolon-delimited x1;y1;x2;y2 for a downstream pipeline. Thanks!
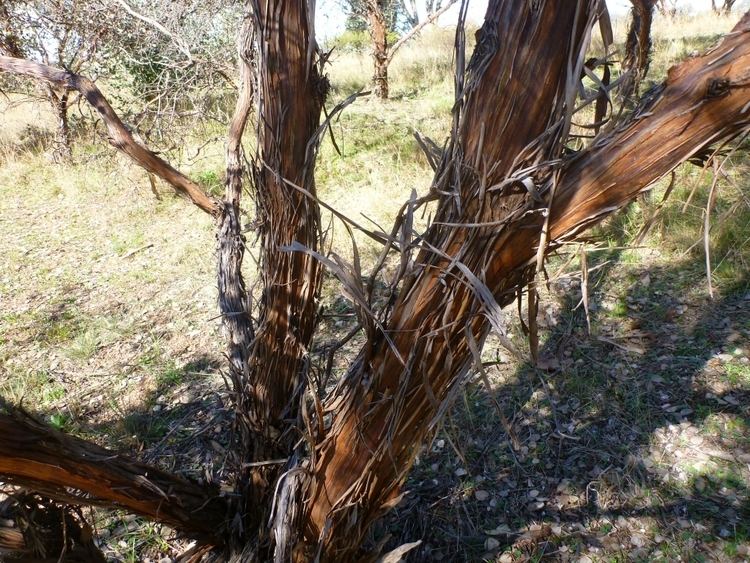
2;2;750;562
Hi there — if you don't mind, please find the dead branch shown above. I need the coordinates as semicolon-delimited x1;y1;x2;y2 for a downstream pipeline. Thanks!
0;56;218;215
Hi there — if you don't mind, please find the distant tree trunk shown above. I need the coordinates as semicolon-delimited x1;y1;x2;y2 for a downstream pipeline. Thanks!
47;86;72;161
367;0;389;99
722;0;737;14
711;0;735;14
621;0;655;101
656;0;677;17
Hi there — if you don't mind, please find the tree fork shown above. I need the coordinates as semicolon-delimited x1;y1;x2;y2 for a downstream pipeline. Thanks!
301;5;750;560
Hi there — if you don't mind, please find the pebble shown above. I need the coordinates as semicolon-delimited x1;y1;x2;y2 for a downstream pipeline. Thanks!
485;537;500;550
475;490;490;501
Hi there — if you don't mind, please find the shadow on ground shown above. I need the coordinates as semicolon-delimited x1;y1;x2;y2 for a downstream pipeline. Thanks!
383;249;749;562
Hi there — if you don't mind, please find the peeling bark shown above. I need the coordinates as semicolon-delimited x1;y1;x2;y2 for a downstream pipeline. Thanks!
0;409;228;544
3;3;750;562
622;0;655;101
301;5;750;560
367;0;389;99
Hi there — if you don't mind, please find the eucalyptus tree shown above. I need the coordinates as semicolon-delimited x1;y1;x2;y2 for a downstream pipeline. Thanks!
2;1;750;562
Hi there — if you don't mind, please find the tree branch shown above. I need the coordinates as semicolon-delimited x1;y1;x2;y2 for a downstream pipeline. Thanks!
387;0;458;64
0;56;219;215
111;0;194;62
0;408;229;544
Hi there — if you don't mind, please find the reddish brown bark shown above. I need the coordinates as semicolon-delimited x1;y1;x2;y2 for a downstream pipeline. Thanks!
622;0;655;100
367;0;389;99
237;0;326;454
0;410;228;544
301;5;750;560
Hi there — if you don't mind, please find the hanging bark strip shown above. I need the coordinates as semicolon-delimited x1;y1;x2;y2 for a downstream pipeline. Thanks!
302;5;750;560
0;409;228;544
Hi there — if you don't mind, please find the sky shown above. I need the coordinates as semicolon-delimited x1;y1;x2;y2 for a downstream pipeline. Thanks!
315;0;725;41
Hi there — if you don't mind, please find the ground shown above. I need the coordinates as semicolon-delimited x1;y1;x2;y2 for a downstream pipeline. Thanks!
0;10;749;563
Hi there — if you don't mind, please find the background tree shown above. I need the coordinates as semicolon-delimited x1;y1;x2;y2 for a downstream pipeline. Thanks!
1;1;750;561
712;0;737;14
346;0;457;99
102;0;240;141
655;0;678;17
0;0;112;160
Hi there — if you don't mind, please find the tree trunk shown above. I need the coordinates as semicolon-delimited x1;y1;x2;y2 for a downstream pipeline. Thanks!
367;0;389;99
622;0;655;101
48;88;72;162
222;0;326;556
299;5;750;560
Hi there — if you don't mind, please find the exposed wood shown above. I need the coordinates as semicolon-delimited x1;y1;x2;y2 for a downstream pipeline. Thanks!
0;409;229;544
0;56;218;215
302;5;750;560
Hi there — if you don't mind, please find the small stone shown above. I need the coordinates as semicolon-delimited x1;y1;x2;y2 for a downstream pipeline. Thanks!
630;534;646;547
454;467;467;477
529;489;540;498
475;490;490;501
485;537;500;550
499;553;513;563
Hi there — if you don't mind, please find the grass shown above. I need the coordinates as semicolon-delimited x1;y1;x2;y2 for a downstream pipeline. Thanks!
0;9;749;563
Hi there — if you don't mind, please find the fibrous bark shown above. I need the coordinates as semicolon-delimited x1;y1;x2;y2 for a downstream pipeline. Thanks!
367;0;390;99
622;0;655;101
0;408;228;544
3;3;750;562
300;4;750;560
220;0;327;557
